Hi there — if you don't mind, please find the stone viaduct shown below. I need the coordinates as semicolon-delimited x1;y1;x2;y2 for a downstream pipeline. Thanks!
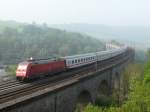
1;50;134;112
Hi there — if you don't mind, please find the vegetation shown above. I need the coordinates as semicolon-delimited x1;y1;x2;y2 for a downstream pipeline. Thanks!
5;65;17;75
0;21;105;65
135;49;147;63
80;50;150;112
110;40;123;46
51;23;150;47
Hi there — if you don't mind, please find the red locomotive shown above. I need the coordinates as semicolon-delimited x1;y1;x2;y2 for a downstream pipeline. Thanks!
16;58;65;81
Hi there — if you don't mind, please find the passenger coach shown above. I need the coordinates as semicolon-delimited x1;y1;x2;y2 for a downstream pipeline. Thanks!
63;53;97;68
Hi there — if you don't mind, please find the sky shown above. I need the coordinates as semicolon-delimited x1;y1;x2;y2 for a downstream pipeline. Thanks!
0;0;150;26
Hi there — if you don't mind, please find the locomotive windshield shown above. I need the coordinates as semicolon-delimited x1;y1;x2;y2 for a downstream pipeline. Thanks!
17;65;27;70
17;62;29;71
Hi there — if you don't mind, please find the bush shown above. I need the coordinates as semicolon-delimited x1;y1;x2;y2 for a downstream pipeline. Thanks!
5;65;17;75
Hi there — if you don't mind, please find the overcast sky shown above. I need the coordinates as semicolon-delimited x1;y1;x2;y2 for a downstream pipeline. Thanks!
0;0;149;26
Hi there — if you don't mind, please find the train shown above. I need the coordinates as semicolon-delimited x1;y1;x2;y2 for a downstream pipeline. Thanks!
16;47;127;81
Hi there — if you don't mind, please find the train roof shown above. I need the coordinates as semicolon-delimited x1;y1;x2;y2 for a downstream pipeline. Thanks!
18;58;63;65
62;52;96;59
19;61;30;65
96;49;113;54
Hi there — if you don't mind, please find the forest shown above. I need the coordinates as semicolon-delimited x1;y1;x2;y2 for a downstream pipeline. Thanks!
0;21;105;65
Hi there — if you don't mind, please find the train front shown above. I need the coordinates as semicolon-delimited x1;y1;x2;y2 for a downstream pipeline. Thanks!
16;61;30;81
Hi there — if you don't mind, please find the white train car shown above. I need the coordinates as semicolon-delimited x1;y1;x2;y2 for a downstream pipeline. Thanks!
96;50;113;61
108;48;124;57
63;53;97;69
63;46;127;69
96;47;127;61
110;49;120;57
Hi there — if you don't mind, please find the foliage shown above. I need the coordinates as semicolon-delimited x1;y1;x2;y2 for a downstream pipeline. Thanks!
110;40;122;46
95;95;118;107
83;104;102;112
143;62;150;83
135;49;147;63
5;65;17;75
144;49;150;83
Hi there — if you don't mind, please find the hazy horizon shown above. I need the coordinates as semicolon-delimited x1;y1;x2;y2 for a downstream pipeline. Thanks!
0;0;150;26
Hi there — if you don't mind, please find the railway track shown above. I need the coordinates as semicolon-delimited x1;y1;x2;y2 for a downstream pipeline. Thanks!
0;50;132;108
0;65;95;104
0;81;22;89
0;77;16;85
0;63;95;103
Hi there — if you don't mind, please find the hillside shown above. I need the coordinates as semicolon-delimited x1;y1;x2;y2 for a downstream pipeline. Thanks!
50;23;150;49
0;20;23;32
0;21;105;64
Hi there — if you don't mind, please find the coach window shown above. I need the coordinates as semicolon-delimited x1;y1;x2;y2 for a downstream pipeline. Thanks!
84;58;86;62
72;60;74;64
81;58;83;62
68;61;70;64
78;59;80;63
68;61;70;65
75;59;77;63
